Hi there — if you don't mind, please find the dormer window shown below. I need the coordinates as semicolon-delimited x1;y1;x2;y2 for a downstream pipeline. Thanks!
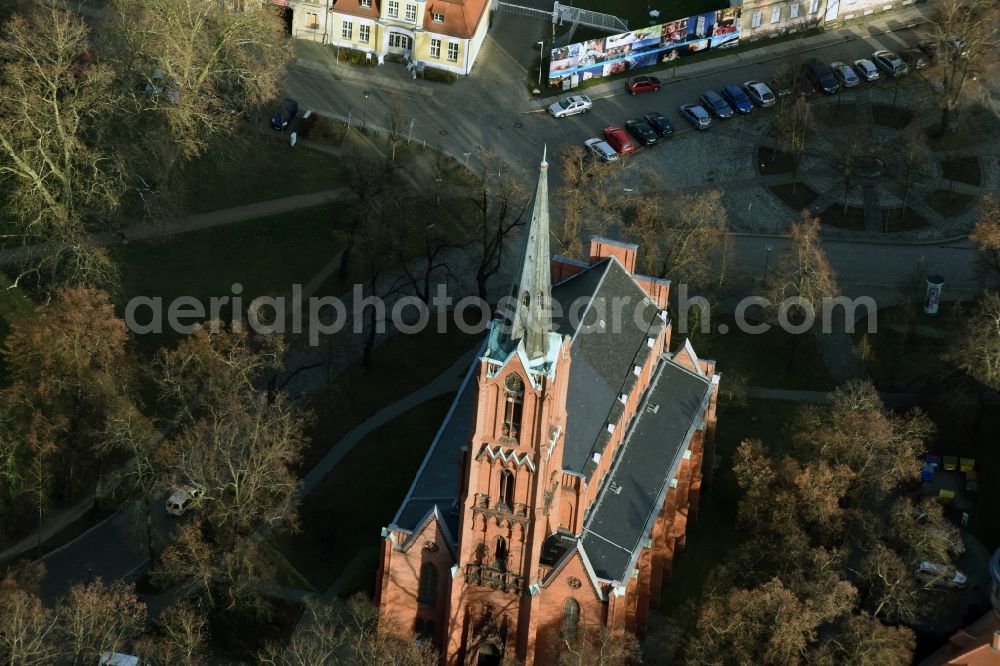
360;0;371;6
431;11;444;21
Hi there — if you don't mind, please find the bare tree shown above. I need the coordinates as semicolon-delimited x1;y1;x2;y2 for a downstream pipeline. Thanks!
970;195;1000;279
468;150;530;301
831;118;867;215
921;0;1000;137
885;126;930;232
337;157;399;281
556;627;640;666
138;602;209;666
258;595;437;666
56;579;147;665
552;146;623;260
775;96;812;194
105;0;290;202
946;290;1000;391
625;187;729;290
765;211;837;365
0;568;59;664
0;3;125;290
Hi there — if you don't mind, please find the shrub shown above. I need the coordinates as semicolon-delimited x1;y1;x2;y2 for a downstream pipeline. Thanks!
421;66;458;84
337;47;375;66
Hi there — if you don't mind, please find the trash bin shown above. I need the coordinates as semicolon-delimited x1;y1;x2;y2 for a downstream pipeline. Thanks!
924;275;944;314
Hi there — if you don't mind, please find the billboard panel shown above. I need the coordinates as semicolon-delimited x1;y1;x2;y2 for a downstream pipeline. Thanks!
547;8;741;87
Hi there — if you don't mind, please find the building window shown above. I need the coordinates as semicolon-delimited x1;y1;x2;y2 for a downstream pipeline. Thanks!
494;537;508;571
305;12;319;29
341;21;353;39
502;374;523;439
499;469;515;508
751;10;762;27
360;0;371;6
562;599;580;640
359;24;370;42
430;38;441;58
770;6;781;22
447;42;459;62
809;0;820;12
405;3;416;21
432;12;444;22
387;0;398;17
790;2;800;18
418;563;438;605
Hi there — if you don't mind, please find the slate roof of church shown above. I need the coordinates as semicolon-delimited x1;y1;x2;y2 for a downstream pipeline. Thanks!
579;358;712;582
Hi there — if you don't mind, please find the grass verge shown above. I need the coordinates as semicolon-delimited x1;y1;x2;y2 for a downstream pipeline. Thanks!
769;182;818;211
924;190;975;218
939;157;982;187
682;314;836;391
277;394;457;592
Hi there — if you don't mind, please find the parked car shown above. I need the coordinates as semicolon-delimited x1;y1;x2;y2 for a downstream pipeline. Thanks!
624;118;658;146
679;103;712;130
743;80;776;107
583;137;619;162
644;111;674;136
166;485;205;517
626;75;662;94
872;50;909;77
916;561;968;589
548;94;593;118
853;58;880;82
901;48;930;70
767;76;795;97
794;74;817;98
603;125;636;154
721;83;753;113
830;61;860;88
804;58;839;94
699;90;734;118
100;654;140;666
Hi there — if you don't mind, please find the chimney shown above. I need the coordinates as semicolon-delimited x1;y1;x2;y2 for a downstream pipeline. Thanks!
992;630;1000;652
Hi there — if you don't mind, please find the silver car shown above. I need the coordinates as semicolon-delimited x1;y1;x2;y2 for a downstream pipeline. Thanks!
853;58;879;82
742;80;776;107
872;50;909;77
549;95;593;118
584;137;618;162
830;61;860;88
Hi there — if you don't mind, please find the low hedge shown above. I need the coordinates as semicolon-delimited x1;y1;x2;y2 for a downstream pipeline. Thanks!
422;66;458;84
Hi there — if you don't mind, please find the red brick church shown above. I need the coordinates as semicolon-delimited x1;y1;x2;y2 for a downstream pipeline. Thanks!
376;150;721;665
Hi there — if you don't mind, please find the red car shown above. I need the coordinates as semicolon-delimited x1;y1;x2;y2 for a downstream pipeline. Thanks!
602;125;635;155
626;75;662;95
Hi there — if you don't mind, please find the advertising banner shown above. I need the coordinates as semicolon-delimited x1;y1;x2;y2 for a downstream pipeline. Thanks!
548;8;741;87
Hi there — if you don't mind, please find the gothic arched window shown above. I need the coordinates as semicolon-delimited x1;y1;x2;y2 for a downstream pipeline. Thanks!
562;598;580;640
502;374;524;440
499;469;515;508
494;537;508;572
418;563;438;605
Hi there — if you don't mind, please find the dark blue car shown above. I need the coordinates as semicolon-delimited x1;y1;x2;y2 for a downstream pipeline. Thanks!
721;84;753;114
270;97;299;131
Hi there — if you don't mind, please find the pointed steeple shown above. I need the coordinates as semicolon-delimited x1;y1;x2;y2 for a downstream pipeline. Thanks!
505;147;553;362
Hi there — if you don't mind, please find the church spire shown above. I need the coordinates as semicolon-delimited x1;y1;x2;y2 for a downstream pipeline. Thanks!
505;147;553;361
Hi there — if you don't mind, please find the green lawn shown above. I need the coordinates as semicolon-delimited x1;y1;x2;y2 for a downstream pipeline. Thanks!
853;301;964;391
298;324;482;472
659;399;807;616
278;394;458;592
682;314;836;391
112;204;342;354
178;133;352;213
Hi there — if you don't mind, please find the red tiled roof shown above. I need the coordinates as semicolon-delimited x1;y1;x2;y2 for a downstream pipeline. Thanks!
922;612;1000;666
425;0;487;39
330;0;380;20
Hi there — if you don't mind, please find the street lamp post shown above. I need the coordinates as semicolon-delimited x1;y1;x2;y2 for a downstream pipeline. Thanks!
762;242;774;286
537;40;545;88
362;91;370;130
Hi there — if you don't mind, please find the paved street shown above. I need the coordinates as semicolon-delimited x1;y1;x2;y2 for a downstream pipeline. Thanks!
283;5;991;300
